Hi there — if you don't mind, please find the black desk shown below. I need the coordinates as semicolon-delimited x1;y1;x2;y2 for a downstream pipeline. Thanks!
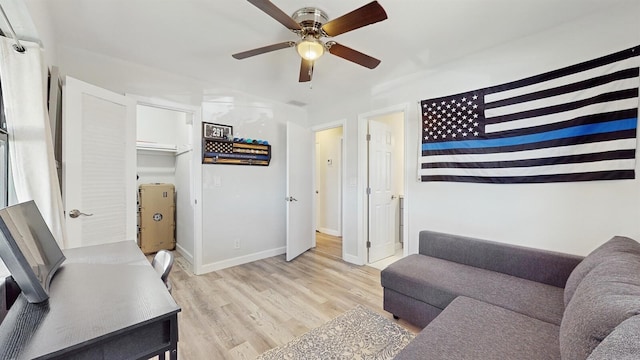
0;241;181;359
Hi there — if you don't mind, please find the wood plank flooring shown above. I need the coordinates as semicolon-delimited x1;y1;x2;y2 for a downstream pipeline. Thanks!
166;249;420;359
314;231;342;259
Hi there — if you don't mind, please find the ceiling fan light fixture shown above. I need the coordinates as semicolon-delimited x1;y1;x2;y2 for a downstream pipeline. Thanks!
296;37;324;61
235;1;388;83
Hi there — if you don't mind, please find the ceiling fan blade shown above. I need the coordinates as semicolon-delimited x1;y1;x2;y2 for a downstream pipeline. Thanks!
321;1;387;37
232;41;295;59
327;42;381;69
247;0;302;31
299;59;314;82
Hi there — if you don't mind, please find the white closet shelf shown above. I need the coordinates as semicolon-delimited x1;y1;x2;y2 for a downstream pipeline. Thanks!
136;142;177;153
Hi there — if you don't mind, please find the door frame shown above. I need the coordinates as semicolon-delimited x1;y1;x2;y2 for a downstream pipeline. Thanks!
126;94;203;274
311;120;346;260
357;103;410;264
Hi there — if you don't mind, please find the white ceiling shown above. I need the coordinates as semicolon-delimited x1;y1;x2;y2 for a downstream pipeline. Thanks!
14;0;627;107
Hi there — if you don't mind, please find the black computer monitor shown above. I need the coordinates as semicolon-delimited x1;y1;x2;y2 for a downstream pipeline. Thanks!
0;200;65;303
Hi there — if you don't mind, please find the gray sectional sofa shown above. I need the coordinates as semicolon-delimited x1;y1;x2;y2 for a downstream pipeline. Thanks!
381;230;640;359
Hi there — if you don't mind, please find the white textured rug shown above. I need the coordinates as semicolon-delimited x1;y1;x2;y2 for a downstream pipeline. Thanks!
256;305;414;360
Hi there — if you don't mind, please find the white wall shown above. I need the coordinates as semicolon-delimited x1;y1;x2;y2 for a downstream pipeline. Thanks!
56;46;210;107
20;0;57;67
199;96;307;271
174;150;194;263
315;127;342;236
308;2;640;258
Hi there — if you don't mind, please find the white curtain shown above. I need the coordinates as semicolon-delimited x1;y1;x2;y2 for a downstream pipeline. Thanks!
0;37;66;247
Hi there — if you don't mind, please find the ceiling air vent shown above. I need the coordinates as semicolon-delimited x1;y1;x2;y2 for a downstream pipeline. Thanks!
287;100;307;107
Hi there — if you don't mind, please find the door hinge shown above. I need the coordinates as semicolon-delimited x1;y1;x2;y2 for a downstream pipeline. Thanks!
366;187;371;195
366;134;371;141
366;241;371;248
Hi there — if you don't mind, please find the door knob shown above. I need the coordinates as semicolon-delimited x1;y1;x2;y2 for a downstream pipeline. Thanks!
69;209;94;218
391;195;397;200
286;196;298;202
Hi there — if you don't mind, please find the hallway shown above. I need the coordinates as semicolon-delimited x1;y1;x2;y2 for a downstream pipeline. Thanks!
313;231;342;259
314;231;403;270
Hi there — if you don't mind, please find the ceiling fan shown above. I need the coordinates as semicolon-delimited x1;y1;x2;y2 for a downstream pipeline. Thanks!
232;0;388;82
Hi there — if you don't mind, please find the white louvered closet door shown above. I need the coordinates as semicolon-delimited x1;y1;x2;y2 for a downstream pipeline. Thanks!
63;77;136;249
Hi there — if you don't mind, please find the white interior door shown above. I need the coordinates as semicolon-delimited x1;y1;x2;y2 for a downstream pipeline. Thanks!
368;119;396;263
63;77;136;248
286;121;313;261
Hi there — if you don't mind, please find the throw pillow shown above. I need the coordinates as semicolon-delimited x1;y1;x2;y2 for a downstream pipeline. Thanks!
586;315;640;360
564;236;640;307
559;256;640;360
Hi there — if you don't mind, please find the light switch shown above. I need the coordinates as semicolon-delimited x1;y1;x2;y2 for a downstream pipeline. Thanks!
213;176;221;187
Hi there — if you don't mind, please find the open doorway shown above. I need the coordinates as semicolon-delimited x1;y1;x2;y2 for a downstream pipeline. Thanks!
313;122;345;260
131;96;201;273
357;105;409;269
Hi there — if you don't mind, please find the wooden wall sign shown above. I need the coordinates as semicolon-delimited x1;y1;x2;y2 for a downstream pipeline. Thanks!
201;123;271;166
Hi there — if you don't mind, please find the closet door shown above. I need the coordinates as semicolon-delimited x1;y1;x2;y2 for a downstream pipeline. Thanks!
62;77;136;248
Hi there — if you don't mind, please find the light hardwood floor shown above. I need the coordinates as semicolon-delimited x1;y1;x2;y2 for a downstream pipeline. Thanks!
314;231;342;259
166;249;420;359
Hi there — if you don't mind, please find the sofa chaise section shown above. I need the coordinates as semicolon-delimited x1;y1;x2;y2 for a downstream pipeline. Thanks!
394;296;561;360
387;232;640;359
381;230;583;328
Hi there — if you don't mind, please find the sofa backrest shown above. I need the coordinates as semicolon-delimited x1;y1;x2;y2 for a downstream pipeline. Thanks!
560;236;640;360
419;230;583;288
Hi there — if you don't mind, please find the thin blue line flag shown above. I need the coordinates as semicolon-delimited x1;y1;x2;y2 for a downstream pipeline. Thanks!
420;46;639;183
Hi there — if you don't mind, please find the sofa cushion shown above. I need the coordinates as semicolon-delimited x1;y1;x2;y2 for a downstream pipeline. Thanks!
381;254;565;325
564;236;640;307
586;315;640;360
394;296;561;360
559;256;640;360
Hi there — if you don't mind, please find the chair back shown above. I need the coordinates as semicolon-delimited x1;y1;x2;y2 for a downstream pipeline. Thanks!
151;250;174;285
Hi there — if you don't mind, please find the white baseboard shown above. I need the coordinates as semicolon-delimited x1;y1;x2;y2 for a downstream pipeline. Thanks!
175;243;194;264
198;247;286;274
318;228;341;237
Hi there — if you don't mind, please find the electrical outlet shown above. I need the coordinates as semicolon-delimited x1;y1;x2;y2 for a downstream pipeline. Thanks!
234;239;240;249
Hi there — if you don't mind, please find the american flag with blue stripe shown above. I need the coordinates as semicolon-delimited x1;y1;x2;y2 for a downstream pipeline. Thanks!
420;46;639;183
